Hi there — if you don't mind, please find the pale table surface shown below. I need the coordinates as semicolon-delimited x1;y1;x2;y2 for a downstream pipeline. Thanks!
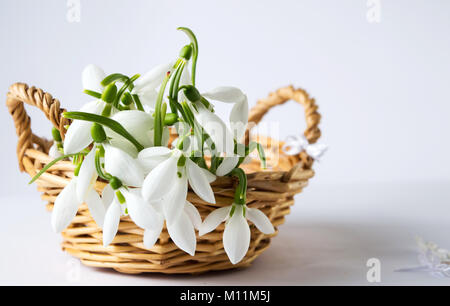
1;181;449;286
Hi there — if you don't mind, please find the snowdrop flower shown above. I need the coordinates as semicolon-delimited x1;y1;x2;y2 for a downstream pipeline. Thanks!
188;86;249;176
139;147;216;225
202;86;249;143
105;110;155;157
124;188;201;255
63;100;104;154
51;148;105;232
131;62;174;109
282;135;328;161
64;64;107;154
101;145;145;246
199;204;274;264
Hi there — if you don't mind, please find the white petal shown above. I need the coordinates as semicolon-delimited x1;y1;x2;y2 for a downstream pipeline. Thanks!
85;188;105;228
246;207;274;234
108;138;139;158
143;214;164;249
167;211;196;256
216;156;240;177
133;62;173;92
79;99;105;114
123;189;160;231
186;159;215;204
198;206;232;236
163;175;188;226
202;87;246;104
63;120;93;155
230;96;249;142
184;201;202;230
195;106;235;155
63;100;103;155
108;110;154;147
201;168;217;183
102;184;114;210
76;149;97;202
49;143;62;159
134;87;158;109
141;155;178;200
223;205;250;264
138;146;172;173
104;145;144;187
82;64;106;93
51;179;79;233
102;199;121;247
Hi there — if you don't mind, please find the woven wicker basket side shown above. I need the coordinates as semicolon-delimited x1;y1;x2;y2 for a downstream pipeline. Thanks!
6;83;321;274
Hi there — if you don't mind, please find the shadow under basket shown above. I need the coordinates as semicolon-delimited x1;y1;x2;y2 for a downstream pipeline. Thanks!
6;83;322;274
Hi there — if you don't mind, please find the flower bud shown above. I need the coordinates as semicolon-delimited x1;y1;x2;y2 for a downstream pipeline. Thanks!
183;85;201;102
164;113;178;126
179;44;193;60
51;127;62;142
110;177;123;190
91;123;107;143
121;91;133;105
101;83;117;104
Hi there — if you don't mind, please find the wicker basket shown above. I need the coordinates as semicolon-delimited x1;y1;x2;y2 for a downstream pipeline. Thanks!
6;83;321;274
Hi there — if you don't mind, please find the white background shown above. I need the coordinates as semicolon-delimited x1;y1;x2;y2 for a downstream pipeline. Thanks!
0;0;449;285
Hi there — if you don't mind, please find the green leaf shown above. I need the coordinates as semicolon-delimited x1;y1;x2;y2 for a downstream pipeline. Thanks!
29;153;85;184
63;111;144;151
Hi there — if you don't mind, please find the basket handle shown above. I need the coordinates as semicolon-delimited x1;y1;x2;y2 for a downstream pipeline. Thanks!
6;83;70;171
246;85;321;143
245;85;322;168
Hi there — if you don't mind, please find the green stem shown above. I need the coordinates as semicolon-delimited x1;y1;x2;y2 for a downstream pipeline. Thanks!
154;72;172;146
95;146;112;180
132;94;145;111
177;27;199;86
113;74;140;109
63;111;144;152
230;168;247;205
29;153;86;184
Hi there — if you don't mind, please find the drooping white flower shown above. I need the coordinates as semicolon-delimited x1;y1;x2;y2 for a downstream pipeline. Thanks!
144;201;200;255
139;147;216;225
63;100;104;155
105;110;155;157
191;87;249;176
103;184;200;256
202;86;249;143
103;144;145;187
101;185;126;247
131;62;174;109
64;65;108;154
101;146;146;247
198;204;274;264
51;168;105;232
